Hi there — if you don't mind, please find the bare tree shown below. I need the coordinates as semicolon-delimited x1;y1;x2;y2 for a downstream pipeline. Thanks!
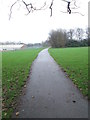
48;29;67;48
67;29;75;40
48;30;57;48
76;28;84;41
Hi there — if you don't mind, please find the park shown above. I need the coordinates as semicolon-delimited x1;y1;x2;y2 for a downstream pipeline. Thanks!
0;0;89;119
2;46;88;118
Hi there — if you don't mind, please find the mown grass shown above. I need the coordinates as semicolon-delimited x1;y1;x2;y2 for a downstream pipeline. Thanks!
49;47;88;97
2;48;43;118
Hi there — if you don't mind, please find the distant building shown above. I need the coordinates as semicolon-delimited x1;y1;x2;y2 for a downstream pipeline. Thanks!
0;44;27;51
27;43;42;48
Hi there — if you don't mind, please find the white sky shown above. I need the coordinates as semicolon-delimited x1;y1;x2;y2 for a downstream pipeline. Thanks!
0;0;89;44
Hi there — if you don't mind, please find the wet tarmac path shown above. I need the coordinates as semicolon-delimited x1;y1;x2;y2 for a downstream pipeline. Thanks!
12;48;88;118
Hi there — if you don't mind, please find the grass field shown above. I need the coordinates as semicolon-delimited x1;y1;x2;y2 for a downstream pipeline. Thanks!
49;47;88;97
2;48;43;118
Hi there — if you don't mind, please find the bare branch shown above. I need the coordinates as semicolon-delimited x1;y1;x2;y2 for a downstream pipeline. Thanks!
61;0;71;14
61;0;82;15
9;0;47;19
71;12;84;16
36;2;47;10
67;2;71;14
61;0;69;3
22;0;34;14
9;0;84;19
49;0;54;17
22;0;47;15
9;0;19;20
60;11;84;16
71;0;80;9
73;0;78;8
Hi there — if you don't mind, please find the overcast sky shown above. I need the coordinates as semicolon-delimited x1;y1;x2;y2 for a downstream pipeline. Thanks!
0;0;89;44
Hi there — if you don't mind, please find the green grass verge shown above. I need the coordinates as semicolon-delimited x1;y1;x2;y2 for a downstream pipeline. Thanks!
49;47;88;97
2;48;43;118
